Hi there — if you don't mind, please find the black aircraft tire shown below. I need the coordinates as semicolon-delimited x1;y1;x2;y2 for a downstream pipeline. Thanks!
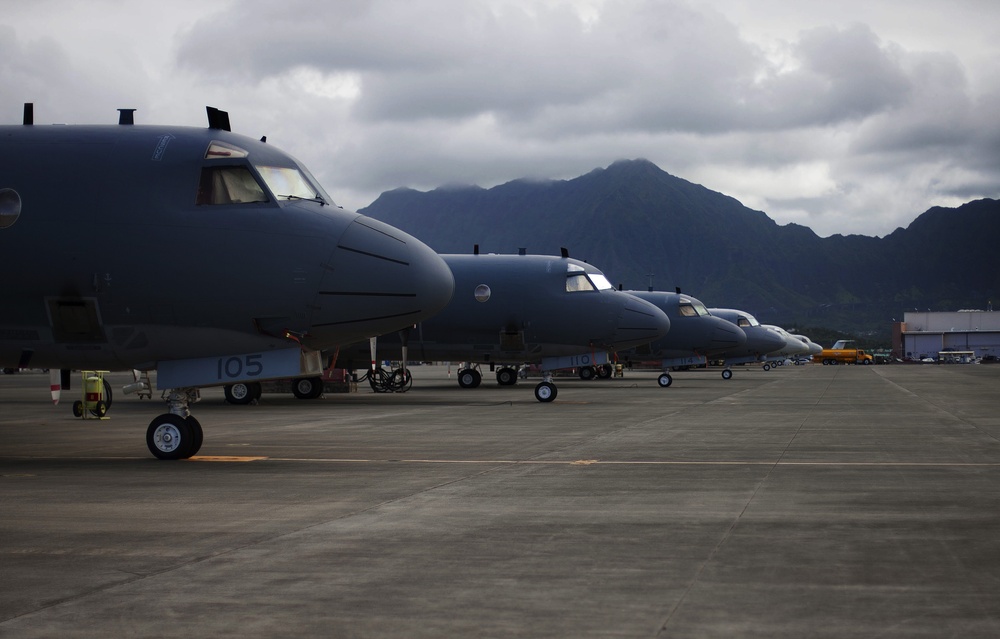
146;414;195;460
534;381;557;402
292;377;323;400
186;416;204;457
657;373;673;388
597;364;613;379
578;366;596;380
763;364;771;371
458;369;482;389
722;369;733;380
496;367;517;386
224;383;254;405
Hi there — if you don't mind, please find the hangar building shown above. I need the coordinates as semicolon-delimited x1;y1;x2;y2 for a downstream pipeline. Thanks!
894;310;1000;361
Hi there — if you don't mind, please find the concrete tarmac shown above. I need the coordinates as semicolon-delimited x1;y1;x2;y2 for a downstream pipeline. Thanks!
2;363;1000;638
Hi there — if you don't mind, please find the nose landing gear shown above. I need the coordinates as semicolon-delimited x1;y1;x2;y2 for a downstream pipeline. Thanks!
146;388;203;460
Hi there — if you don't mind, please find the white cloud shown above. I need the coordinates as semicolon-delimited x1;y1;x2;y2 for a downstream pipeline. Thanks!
2;0;998;238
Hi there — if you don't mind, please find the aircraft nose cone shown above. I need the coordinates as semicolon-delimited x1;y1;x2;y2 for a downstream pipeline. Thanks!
750;329;789;355
308;217;454;347
710;318;747;349
610;293;671;349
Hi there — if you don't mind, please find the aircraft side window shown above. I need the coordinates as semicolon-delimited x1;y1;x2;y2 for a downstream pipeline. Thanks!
738;318;751;327
196;166;268;205
566;274;595;292
678;304;697;317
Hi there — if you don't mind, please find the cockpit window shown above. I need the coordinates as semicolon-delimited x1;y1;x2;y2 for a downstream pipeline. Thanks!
566;273;595;292
196;166;268;205
737;314;760;327
565;264;613;292
256;165;325;204
205;141;249;159
678;299;711;317
588;273;614;291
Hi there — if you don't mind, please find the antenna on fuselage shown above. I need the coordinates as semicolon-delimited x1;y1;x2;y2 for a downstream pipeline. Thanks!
206;106;231;132
560;247;569;258
117;109;136;125
22;103;33;125
473;244;479;255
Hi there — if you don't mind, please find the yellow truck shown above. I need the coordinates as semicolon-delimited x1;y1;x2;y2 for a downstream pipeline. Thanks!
817;340;874;365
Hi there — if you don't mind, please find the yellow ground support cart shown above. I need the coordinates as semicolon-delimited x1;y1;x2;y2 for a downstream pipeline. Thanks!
72;370;110;420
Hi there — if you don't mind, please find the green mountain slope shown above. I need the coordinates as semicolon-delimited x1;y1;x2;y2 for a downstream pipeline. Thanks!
360;159;1000;335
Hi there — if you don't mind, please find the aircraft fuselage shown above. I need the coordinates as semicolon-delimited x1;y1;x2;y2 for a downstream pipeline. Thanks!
0;124;454;372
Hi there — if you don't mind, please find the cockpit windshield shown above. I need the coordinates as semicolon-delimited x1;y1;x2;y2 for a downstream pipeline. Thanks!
256;165;327;205
738;314;761;327
565;264;614;293
588;273;614;291
678;298;711;317
196;140;333;207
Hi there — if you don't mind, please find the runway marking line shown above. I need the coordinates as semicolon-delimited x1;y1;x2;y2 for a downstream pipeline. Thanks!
265;458;1000;467
185;456;269;463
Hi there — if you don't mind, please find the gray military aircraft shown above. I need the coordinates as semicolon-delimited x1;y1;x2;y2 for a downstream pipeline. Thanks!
708;308;789;377
336;250;672;402
791;333;823;361
761;324;814;363
618;290;747;387
0;104;455;459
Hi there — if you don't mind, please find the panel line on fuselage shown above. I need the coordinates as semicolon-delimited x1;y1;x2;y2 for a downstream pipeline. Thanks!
335;245;410;265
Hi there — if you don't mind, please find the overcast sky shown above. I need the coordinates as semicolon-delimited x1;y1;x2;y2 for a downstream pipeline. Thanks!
3;0;998;237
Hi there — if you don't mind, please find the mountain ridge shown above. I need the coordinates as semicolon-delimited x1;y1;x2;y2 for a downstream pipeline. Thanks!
360;159;999;335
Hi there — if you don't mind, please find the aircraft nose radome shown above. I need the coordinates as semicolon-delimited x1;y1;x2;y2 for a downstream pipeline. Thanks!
710;318;747;349
751;329;789;354
308;217;454;347
610;294;671;349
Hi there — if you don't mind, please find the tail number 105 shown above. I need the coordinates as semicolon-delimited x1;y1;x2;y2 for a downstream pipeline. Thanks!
216;354;264;380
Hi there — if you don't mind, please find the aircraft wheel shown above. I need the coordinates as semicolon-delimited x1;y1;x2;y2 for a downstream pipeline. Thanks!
763;363;771;371
72;400;83;418
722;369;733;380
578;366;596;380
292;376;324;399
534;381;557;402
187;416;204;457
146;414;195;460
657;373;673;388
496;367;518;386
225;382;255;405
457;368;481;389
597;364;613;379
